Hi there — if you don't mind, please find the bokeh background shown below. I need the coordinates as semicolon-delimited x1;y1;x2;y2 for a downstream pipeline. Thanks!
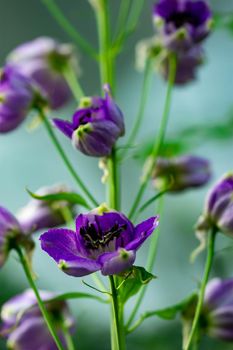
1;0;233;349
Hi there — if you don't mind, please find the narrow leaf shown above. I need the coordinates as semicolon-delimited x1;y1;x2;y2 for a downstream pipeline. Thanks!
26;189;89;208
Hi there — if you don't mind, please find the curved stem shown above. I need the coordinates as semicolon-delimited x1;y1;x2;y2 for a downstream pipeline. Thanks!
63;64;84;102
126;198;164;328
38;107;99;207
184;229;217;350
42;0;98;60
108;147;119;210
109;276;125;350
15;246;65;350
128;54;176;219
121;58;153;160
62;325;75;350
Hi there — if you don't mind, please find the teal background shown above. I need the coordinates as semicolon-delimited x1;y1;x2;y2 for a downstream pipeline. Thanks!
1;0;233;349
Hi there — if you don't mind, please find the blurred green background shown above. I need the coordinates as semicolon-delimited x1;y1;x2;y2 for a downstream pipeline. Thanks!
1;0;233;349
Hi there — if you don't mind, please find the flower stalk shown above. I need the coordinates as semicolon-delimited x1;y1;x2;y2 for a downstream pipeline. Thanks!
128;53;176;220
38;106;99;207
15;246;65;350
184;228;217;350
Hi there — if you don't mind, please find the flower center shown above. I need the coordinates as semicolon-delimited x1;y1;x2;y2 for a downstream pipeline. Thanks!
168;12;200;28
80;222;127;250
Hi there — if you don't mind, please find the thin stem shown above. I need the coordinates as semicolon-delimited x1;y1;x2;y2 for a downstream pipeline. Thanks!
184;229;217;350
63;64;84;102
121;58;153;160
38;107;99;207
114;0;131;41
128;54;176;219
95;0;112;87
109;276;125;350
62;325;75;350
15;246;65;350
42;0;98;60
108;148;119;210
126;198;164;328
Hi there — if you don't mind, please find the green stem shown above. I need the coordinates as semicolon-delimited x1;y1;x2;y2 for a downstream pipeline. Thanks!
95;0;112;88
42;0;98;60
184;229;217;350
38;107;99;207
128;53;176;220
109;276;125;350
63;64;84;102
114;0;131;41
121;58;153;160
126;198;164;329
62;325;75;350
16;246;65;350
108;148;119;209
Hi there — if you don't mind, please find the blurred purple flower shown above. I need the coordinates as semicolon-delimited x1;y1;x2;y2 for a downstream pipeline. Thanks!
40;205;158;277
7;37;76;110
196;173;233;237
0;289;74;350
161;46;204;85
203;278;233;341
54;85;125;157
0;206;33;268
152;155;211;192
153;0;212;52
17;184;76;234
0;66;34;133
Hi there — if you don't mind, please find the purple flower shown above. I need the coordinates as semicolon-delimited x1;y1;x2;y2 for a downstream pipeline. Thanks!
153;0;212;52
40;205;158;277
160;46;204;85
0;289;74;350
0;206;32;268
7;37;75;110
17;184;76;234
202;278;233;341
152;155;211;192
196;173;233;237
53;85;125;157
0;66;34;133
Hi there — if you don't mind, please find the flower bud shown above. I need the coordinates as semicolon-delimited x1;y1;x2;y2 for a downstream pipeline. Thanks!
54;85;125;157
0;206;23;267
196;173;233;237
153;0;212;52
152;155;211;192
202;278;233;341
17;184;76;234
160;46;204;85
0;289;74;349
7;37;77;110
0;66;34;133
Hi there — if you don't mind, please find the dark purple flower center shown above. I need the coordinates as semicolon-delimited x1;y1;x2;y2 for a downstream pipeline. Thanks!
168;11;200;28
80;222;127;250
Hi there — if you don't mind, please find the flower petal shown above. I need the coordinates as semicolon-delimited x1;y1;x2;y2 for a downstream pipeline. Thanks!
125;216;159;251
58;258;100;277
98;249;136;276
7;316;59;350
53;118;73;138
204;278;233;310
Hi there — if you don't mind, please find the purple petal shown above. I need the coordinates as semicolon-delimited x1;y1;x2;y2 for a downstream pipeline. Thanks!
58;258;100;277
40;228;101;277
7;316;58;350
98;249;136;276
125;216;159;251
53;118;74;138
154;0;178;19
205;278;233;310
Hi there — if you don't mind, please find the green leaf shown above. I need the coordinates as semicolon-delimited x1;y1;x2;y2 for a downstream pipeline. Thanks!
127;293;197;333
26;189;89;208
117;266;155;304
46;292;107;304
